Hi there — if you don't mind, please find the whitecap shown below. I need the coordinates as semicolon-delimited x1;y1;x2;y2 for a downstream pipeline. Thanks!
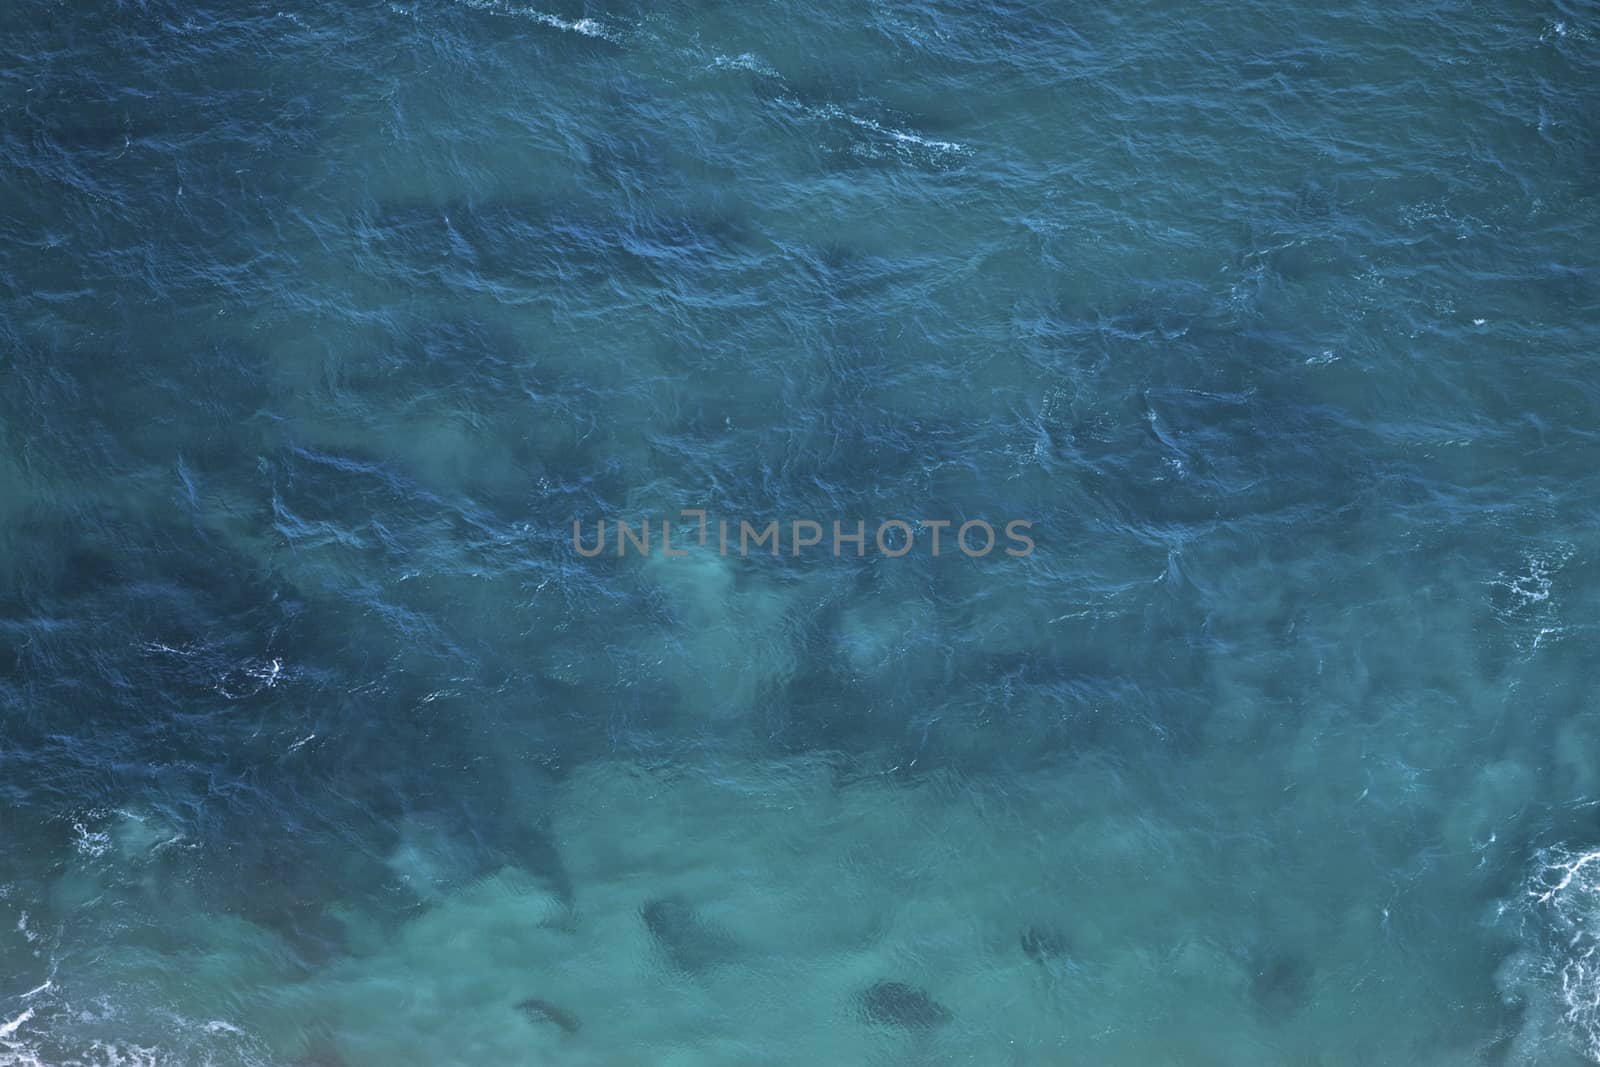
811;103;971;161
711;52;779;78
1501;846;1600;1061
450;0;622;41
72;820;112;859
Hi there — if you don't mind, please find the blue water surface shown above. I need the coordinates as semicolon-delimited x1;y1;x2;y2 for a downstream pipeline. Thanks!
2;0;1599;1063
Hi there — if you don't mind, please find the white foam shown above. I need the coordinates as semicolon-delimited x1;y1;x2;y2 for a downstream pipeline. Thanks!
451;0;621;41
1503;846;1600;1061
1487;544;1574;655
698;52;969;162
1539;20;1590;42
73;821;112;860
813;103;971;158
710;53;779;78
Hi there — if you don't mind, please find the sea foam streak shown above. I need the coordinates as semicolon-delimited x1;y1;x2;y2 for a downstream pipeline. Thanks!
1501;846;1600;1061
451;0;619;40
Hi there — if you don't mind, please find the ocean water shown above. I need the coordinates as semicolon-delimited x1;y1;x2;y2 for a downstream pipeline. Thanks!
1;0;1598;1062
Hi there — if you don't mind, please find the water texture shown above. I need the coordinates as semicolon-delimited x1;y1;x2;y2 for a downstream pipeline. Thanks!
1;0;1598;1063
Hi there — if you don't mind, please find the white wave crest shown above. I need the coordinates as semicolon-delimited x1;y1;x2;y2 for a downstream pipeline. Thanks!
1501;846;1600;1062
710;52;779;78
451;0;620;41
813;103;971;160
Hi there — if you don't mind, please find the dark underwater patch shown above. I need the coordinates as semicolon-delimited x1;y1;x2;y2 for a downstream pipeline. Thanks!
1020;924;1071;964
858;980;953;1029
1249;949;1314;1022
641;896;739;973
516;996;582;1035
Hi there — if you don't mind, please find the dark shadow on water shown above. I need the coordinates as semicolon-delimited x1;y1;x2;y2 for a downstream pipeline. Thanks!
641;896;740;973
858;980;953;1029
515;996;582;1036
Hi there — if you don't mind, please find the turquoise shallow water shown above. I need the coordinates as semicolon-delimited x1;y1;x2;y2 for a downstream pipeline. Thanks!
1;0;1599;1063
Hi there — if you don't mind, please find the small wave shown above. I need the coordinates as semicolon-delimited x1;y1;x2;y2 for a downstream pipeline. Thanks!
1501;846;1600;1062
0;1009;40;1067
819;104;970;157
0;994;260;1067
140;641;289;699
702;49;969;163
72;821;111;860
710;52;779;78
795;102;971;165
450;0;620;41
1541;20;1593;43
1488;547;1567;614
1487;544;1573;654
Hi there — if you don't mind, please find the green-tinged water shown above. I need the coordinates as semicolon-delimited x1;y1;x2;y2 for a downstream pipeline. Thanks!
2;0;1598;1063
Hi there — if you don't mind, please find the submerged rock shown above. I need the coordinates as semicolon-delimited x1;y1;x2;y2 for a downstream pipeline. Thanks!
516;997;582;1036
1020;924;1071;964
859;981;953;1029
641;897;738;972
1249;950;1314;1021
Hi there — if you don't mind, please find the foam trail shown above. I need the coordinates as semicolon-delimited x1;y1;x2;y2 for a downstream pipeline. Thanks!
1502;846;1600;1062
451;0;620;40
